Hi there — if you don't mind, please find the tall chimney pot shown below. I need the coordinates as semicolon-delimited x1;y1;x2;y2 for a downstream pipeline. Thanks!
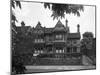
77;24;80;33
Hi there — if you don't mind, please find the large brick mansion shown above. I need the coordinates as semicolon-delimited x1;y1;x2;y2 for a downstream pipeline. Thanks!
13;20;82;65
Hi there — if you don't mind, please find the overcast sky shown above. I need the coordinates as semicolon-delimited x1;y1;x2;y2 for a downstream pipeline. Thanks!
13;1;96;38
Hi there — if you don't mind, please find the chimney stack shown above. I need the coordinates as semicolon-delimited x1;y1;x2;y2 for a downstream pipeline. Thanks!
77;24;80;33
21;21;25;27
65;19;68;27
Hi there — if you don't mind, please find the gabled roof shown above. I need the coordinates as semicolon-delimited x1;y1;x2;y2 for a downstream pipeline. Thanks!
35;22;43;29
67;33;81;39
33;22;44;34
55;20;64;27
53;20;66;32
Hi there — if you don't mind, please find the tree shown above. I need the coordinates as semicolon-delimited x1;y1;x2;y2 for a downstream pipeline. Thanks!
81;32;94;55
83;32;93;38
43;3;84;20
81;32;96;65
11;0;21;25
11;0;22;56
11;1;27;74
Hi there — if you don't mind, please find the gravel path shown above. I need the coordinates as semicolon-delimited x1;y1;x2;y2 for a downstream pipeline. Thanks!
25;65;96;73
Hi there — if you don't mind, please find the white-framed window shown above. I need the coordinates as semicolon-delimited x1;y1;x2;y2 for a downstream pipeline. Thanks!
59;50;62;53
35;39;37;43
56;48;64;53
41;50;43;53
56;50;59;53
62;49;64;53
34;50;37;53
34;39;44;43
55;34;63;39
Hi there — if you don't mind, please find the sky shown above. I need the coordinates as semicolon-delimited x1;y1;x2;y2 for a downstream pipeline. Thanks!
13;1;96;38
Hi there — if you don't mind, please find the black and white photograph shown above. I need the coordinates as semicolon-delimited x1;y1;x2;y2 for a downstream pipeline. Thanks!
11;0;96;74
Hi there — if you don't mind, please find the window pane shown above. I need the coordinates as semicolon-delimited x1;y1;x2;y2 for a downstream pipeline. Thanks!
73;47;77;53
56;34;63;39
67;48;70;53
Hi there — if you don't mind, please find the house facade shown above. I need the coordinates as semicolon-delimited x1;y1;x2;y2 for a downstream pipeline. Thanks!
15;20;82;65
33;20;81;55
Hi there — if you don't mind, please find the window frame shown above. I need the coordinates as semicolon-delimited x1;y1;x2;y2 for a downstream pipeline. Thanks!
55;34;63;40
